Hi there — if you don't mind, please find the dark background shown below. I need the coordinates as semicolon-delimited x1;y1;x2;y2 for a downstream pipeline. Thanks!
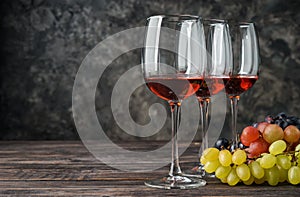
1;0;300;140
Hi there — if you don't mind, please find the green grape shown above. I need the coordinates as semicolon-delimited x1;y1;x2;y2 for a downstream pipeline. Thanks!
203;148;219;161
288;166;300;185
295;151;300;157
204;159;220;173
215;165;231;179
260;154;276;169
232;149;247;165
287;154;293;161
276;155;291;170
220;177;227;183
200;155;208;165
296;152;300;161
295;144;300;162
269;140;286;155
236;163;251;181
227;168;240;186
277;165;288;183
219;149;232;167
264;166;280;186
260;152;268;156
249;161;264;179
295;144;300;152
254;177;265;184
256;157;262;163
243;175;254;185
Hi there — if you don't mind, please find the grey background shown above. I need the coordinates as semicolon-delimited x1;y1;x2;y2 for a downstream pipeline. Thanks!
1;0;300;140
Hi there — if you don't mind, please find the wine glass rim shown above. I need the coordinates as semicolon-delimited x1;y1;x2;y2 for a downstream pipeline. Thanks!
203;18;228;23
147;14;201;21
238;21;255;25
226;19;255;25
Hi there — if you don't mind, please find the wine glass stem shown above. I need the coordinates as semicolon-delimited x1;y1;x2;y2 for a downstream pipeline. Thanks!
199;98;210;156
204;98;210;149
230;96;240;147
169;102;182;177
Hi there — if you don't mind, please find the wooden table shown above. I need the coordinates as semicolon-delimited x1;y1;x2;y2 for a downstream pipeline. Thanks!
0;141;299;196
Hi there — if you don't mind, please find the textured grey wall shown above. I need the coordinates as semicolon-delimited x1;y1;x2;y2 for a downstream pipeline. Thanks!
1;0;300;140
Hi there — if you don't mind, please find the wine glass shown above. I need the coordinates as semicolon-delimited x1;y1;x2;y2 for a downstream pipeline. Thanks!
142;15;207;189
226;21;260;147
195;19;232;176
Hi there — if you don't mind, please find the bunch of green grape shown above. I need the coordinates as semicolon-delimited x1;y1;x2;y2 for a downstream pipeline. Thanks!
201;142;300;186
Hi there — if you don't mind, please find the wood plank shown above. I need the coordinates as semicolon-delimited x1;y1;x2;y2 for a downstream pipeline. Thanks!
0;180;298;196
0;141;299;196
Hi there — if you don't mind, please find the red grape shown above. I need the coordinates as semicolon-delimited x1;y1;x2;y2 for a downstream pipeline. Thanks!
246;138;269;158
256;122;269;134
240;126;260;146
284;125;300;144
263;124;284;144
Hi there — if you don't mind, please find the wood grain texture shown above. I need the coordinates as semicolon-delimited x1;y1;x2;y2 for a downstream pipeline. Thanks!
0;141;299;196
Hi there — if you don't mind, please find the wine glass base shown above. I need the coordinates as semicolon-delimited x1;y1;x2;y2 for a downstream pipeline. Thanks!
144;175;206;189
188;164;215;178
203;173;215;178
181;166;204;178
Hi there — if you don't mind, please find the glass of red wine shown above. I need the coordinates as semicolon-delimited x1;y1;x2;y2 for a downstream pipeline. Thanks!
226;22;260;148
194;19;232;177
142;15;207;189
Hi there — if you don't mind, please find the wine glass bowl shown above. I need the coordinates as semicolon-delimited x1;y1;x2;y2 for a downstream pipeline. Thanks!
226;21;260;147
195;19;232;177
198;19;233;99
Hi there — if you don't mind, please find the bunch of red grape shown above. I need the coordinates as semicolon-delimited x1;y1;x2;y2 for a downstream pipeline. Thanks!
201;112;300;186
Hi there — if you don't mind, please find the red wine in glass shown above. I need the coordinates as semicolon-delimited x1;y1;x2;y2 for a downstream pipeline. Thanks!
224;75;258;97
146;77;203;101
196;76;229;98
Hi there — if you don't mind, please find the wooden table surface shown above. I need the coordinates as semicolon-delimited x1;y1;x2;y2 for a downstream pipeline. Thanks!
0;141;299;196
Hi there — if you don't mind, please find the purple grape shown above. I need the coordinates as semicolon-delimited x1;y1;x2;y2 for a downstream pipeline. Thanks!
252;122;258;128
275;119;289;130
229;144;236;152
265;115;274;124
286;116;298;125
263;112;300;130
238;141;248;149
276;112;287;120
214;138;230;150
